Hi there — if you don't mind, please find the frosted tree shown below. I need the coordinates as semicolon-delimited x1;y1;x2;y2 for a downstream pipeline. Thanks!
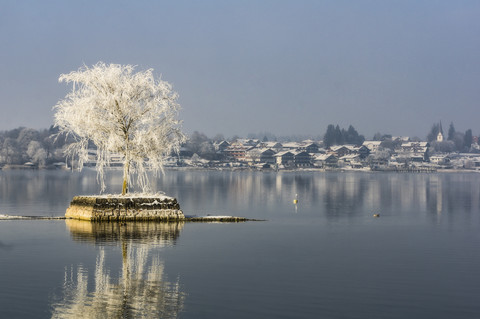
26;141;47;166
54;62;186;195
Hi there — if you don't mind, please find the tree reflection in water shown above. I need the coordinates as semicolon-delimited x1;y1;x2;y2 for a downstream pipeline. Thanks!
51;221;185;318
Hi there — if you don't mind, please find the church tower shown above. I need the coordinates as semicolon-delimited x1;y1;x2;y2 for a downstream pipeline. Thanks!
437;131;444;142
436;121;444;142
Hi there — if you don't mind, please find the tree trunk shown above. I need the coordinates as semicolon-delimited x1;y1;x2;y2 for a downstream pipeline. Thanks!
122;160;129;195
122;132;130;195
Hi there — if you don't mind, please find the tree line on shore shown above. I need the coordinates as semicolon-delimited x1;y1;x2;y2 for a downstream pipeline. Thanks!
0;126;71;167
425;122;474;153
0;122;476;167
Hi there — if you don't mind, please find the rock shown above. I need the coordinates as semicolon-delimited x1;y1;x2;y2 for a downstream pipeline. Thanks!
65;195;185;221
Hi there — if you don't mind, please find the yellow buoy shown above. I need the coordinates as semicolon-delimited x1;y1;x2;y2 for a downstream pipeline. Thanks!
293;194;298;204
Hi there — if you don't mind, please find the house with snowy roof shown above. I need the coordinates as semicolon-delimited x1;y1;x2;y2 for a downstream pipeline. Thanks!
395;142;430;162
293;151;312;167
339;154;364;168
329;145;354;157
274;151;295;166
347;145;370;159
298;142;319;153
214;140;230;152
259;141;283;151
430;155;450;165
223;145;254;162
282;142;301;151
245;148;276;164
313;154;338;168
362;141;382;153
399;142;429;162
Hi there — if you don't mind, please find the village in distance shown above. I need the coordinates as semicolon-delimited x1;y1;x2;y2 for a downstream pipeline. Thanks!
0;122;479;172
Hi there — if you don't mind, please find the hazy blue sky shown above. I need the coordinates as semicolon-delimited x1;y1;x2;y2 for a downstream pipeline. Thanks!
1;0;479;139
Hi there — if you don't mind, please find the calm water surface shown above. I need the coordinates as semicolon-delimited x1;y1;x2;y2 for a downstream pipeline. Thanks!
1;169;480;318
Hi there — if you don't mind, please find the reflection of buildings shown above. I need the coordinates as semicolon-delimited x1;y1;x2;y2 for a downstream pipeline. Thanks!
51;221;185;318
153;171;479;221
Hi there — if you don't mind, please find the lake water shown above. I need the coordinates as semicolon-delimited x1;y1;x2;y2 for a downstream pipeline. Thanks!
1;169;480;318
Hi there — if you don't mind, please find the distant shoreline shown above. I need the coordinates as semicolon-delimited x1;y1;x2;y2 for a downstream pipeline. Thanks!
1;165;479;174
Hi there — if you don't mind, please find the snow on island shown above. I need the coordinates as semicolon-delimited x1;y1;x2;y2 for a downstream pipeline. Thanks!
185;215;251;222
78;193;174;201
0;214;65;220
0;214;29;220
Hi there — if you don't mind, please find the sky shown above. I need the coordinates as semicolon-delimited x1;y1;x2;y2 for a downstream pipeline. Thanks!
0;0;479;139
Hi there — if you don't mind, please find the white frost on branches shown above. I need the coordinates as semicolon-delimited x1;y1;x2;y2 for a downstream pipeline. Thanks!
53;62;186;194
